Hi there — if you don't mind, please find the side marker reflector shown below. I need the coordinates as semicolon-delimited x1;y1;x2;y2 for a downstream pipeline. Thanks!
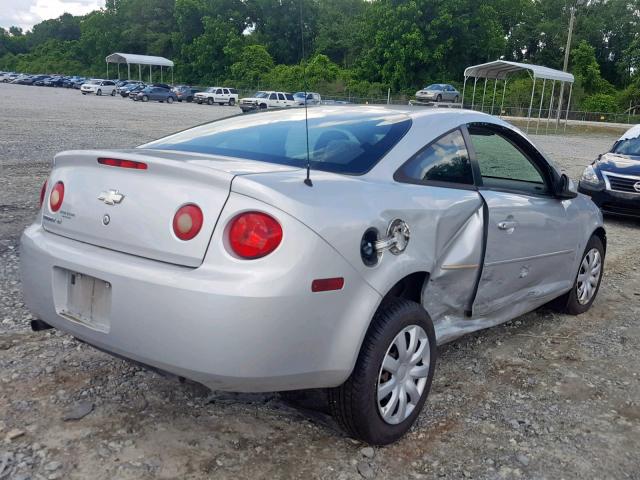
311;277;345;292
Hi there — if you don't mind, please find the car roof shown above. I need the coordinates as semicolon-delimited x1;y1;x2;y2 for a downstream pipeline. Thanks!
619;125;640;141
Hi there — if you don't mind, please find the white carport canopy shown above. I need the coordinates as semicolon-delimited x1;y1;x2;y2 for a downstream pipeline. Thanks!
105;52;174;84
462;60;575;132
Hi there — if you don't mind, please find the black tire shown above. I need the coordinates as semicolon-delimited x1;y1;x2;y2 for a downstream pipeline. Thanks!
259;103;267;110
207;97;214;105
436;94;442;102
111;89;115;96
551;235;605;315
96;89;102;96
328;298;437;445
229;98;236;106
454;96;459;103
142;95;149;102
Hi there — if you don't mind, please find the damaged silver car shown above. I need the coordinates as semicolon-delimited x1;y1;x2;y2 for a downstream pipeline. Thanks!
21;106;605;444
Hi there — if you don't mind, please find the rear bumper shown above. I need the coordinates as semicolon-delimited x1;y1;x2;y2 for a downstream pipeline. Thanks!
21;217;380;392
578;182;640;218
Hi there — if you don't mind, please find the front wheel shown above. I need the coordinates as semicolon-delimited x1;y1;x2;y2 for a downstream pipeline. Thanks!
552;235;604;315
167;96;174;104
328;299;437;445
454;95;459;103
436;94;442;102
207;97;214;105
142;95;149;102
96;89;102;96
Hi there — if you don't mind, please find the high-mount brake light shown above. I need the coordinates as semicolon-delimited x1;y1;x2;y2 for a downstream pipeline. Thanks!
98;158;148;170
49;181;64;212
228;212;283;259
39;180;47;208
172;204;204;241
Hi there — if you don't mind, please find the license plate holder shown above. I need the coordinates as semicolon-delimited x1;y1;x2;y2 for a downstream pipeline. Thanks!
56;269;112;333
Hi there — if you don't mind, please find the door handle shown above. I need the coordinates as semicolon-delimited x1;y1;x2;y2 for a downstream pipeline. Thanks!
497;221;517;231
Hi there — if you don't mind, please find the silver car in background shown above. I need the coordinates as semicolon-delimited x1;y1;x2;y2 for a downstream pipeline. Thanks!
21;107;605;445
416;83;460;102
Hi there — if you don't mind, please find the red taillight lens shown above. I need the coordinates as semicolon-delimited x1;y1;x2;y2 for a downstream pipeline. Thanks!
49;181;64;212
98;158;148;170
228;212;283;259
39;180;48;208
173;204;203;241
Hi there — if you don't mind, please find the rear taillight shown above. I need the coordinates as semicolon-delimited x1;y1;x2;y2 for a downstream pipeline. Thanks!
39;180;47;208
228;212;283;259
173;204;203;241
49;181;64;212
98;158;148;170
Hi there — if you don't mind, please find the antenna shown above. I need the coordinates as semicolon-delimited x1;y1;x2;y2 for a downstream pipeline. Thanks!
299;0;312;187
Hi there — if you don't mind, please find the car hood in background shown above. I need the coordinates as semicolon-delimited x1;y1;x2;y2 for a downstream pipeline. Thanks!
596;152;640;174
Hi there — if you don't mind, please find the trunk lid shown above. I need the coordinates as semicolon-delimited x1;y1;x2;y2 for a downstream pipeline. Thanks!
43;149;298;267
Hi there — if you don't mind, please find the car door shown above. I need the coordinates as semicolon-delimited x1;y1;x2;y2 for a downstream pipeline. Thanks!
467;123;577;317
221;88;230;103
268;92;278;106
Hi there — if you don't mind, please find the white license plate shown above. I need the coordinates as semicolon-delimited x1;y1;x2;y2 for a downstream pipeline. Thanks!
56;269;112;333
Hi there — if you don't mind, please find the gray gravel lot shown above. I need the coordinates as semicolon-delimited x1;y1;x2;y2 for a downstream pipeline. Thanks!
1;84;639;479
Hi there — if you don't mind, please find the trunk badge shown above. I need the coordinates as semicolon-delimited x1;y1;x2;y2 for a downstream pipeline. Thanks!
98;190;125;205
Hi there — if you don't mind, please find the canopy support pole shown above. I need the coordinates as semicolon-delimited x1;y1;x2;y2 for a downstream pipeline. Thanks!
480;78;487;112
490;79;498;115
500;79;507;117
546;80;556;133
160;66;163;83
461;76;467;108
536;78;546;134
149;65;152;83
117;63;120;80
171;67;174;86
106;62;109;79
128;63;130;80
471;77;478;110
138;64;141;82
564;83;573;131
526;77;536;133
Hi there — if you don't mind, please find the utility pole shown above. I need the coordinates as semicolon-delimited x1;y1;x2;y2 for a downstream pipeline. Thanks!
556;1;580;126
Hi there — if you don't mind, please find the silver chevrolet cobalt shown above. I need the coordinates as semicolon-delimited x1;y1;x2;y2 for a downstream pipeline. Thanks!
21;106;605;444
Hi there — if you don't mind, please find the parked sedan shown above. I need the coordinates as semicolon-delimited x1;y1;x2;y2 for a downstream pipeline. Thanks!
415;84;460;103
21;107;604;445
133;86;177;103
578;124;640;217
121;83;146;98
173;86;200;102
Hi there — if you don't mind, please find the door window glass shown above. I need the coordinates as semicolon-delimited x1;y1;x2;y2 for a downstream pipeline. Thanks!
469;126;548;194
269;93;277;100
398;130;473;185
278;93;286;100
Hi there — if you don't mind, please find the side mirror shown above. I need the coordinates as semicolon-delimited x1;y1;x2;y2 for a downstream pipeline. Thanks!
557;173;578;199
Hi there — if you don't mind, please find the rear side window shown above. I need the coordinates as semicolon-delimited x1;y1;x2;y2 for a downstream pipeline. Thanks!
396;130;474;185
141;109;412;175
278;93;286;100
229;88;237;94
285;93;294;101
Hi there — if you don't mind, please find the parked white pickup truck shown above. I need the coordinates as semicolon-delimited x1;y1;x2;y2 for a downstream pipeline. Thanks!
194;87;239;106
239;91;296;112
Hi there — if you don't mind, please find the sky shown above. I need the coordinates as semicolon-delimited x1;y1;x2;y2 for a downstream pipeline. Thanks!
1;0;103;31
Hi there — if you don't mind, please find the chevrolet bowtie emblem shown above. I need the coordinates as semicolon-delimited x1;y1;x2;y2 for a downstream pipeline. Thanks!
98;189;125;206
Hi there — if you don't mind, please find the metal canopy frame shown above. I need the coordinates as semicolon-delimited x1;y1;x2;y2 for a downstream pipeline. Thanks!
105;52;175;85
461;60;575;132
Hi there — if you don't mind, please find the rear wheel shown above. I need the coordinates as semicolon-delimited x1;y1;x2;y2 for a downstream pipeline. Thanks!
454;95;459;103
142;95;149;102
229;98;236;106
111;90;115;96
551;235;604;315
328;299;437;445
207;97;214;105
436;94;442;102
167;96;174;104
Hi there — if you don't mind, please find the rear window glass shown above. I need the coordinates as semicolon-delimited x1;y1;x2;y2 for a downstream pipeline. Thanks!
140;109;412;175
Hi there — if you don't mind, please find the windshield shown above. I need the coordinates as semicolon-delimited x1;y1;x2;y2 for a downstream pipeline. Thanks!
205;87;216;92
612;137;640;157
425;84;443;91
254;92;268;98
140;108;412;175
88;80;100;85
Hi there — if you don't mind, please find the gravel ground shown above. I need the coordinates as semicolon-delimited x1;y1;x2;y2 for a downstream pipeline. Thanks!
1;83;639;480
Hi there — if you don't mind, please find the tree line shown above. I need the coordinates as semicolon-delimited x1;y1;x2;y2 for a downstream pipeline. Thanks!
1;0;639;112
